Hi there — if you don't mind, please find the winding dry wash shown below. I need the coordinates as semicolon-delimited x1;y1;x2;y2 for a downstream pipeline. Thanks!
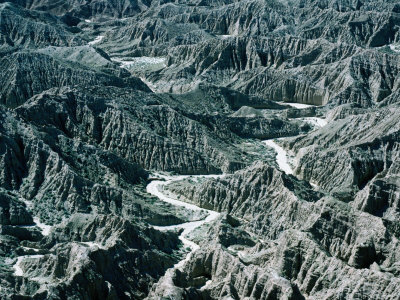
147;175;222;268
263;140;294;175
145;103;326;280
1;0;400;299
263;104;328;176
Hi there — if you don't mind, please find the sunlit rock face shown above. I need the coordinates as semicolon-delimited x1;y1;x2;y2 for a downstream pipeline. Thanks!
0;0;400;299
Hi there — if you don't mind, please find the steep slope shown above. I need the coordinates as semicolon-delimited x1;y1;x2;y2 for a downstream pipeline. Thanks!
1;0;152;20
2;214;182;299
0;2;83;52
285;104;400;202
0;50;149;107
152;162;400;299
96;0;400;107
15;87;306;174
0;0;399;298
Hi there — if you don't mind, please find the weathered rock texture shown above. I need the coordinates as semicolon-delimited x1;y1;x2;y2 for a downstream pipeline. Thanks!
95;0;400;107
154;162;400;299
3;214;182;299
0;0;400;299
286;104;400;203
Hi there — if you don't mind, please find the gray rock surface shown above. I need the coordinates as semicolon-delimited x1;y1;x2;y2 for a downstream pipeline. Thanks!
0;189;33;225
0;2;83;52
0;51;149;107
151;167;400;298
285;104;400;202
95;0;400;107
0;0;400;299
4;213;182;299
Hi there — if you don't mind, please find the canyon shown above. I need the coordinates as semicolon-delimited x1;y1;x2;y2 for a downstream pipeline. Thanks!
0;0;399;299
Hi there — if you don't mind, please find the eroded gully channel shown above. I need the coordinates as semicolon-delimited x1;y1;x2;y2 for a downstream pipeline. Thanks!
145;102;327;277
13;48;327;280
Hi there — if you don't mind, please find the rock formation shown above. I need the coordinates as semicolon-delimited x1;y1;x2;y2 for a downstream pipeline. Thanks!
0;0;399;299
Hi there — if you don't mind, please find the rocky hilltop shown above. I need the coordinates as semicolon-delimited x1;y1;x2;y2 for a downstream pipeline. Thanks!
0;0;399;299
